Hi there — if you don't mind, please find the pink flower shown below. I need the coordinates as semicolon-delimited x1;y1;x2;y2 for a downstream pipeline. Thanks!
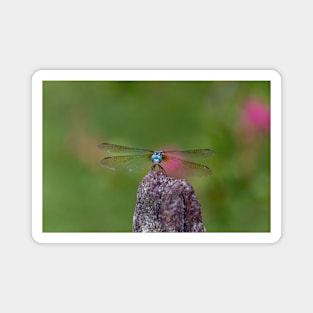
242;98;270;132
162;146;185;178
237;97;270;144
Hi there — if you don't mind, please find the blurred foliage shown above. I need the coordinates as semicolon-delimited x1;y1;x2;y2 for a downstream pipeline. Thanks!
43;80;270;232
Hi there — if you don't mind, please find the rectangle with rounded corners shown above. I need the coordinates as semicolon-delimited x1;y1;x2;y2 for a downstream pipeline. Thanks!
32;69;281;244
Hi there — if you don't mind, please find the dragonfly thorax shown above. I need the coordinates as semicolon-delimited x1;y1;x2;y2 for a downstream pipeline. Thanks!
151;151;163;164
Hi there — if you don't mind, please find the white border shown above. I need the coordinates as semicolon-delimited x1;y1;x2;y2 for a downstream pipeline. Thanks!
32;70;281;244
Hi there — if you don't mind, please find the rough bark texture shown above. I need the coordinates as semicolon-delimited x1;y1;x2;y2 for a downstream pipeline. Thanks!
133;170;206;232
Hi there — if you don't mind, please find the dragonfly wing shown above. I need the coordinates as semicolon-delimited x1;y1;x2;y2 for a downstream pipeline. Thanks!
164;155;213;176
98;143;153;154
100;154;152;171
163;148;216;158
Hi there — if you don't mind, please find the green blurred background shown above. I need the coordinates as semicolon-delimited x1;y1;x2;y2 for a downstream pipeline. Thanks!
43;80;270;232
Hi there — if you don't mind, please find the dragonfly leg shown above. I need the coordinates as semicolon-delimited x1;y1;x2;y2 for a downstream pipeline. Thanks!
151;164;168;176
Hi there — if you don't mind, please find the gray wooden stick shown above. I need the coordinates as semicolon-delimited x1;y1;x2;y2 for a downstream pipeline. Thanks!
133;170;206;232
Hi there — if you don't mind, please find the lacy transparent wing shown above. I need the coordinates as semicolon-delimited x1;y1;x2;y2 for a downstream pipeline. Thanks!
164;155;213;176
163;148;216;158
100;154;152;171
98;143;153;154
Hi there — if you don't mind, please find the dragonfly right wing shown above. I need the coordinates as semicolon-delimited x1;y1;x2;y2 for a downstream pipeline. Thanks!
100;154;152;171
98;143;153;154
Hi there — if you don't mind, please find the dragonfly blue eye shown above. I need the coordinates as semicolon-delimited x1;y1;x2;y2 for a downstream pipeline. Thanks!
151;152;163;164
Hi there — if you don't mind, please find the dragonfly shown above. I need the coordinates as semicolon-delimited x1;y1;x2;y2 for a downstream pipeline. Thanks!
98;143;215;176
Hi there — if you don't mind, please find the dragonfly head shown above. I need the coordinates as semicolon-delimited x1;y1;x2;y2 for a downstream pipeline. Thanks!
151;151;163;164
